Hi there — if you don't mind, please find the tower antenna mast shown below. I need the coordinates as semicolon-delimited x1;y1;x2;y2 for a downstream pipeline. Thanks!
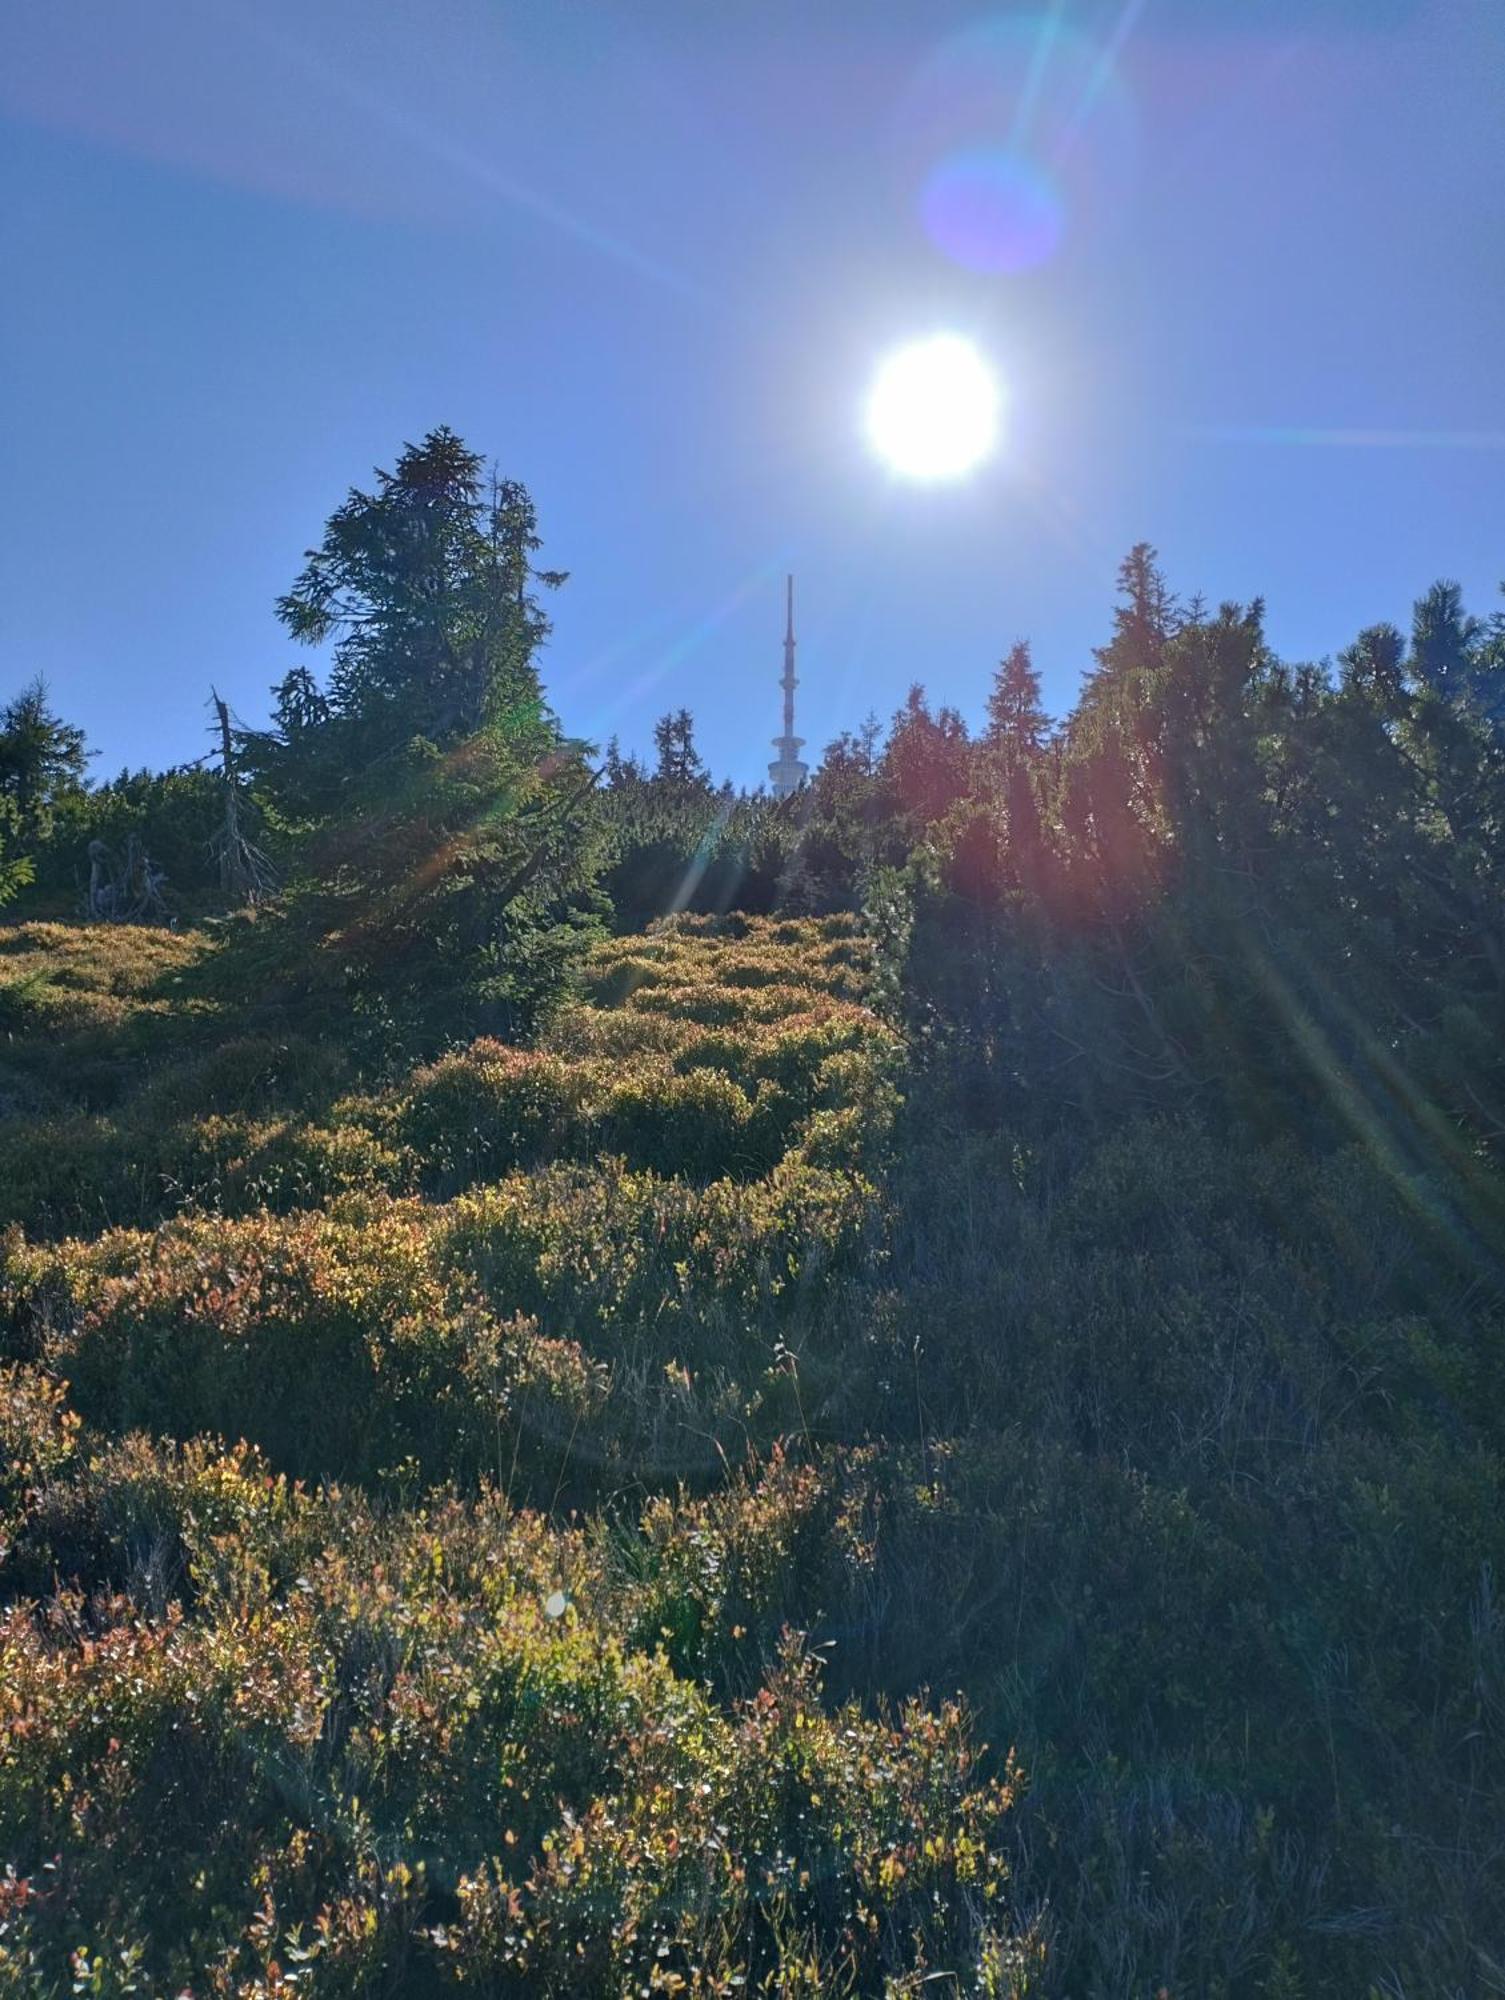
768;574;808;799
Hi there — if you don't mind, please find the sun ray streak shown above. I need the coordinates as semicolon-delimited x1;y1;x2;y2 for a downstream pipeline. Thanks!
1190;425;1505;450
1239;933;1505;1286
1052;0;1148;165
227;2;711;305
669;797;736;916
1010;0;1071;151
591;560;788;746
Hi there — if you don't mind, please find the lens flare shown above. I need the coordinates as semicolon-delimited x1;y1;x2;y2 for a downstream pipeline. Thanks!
892;13;1139;275
864;335;1002;482
921;149;1064;273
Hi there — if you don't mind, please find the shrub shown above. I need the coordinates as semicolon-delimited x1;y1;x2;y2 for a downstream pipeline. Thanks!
0;1362;78;1550
600;1062;755;1179
5;1210;607;1493
396;1042;591;1187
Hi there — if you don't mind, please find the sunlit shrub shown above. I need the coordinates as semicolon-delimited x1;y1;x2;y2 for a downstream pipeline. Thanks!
176;1113;412;1212
0;1362;78;1549
0;920;206;1008
580;951;669;1007
439;1637;1033;1995
0;1448;1033;1995
6;1209;607;1490
396;1041;591;1186
0;911;1065;1997
442;1158;875;1364
6;1429;340;1611
599;1062;755;1178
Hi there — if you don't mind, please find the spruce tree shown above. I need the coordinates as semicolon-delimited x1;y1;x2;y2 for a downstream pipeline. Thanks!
652;709;707;788
243;428;599;1038
983;641;1048;761
0;678;89;846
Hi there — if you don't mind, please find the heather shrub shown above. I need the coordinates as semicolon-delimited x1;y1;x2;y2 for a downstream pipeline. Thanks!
618;1446;847;1684
396;1041;591;1186
435;1639;1034;1996
0;1109;409;1239
4;1430;342;1610
631;979;836;1028
133;1031;348;1121
440;1157;876;1361
0;1410;1034;1995
4;1210;606;1492
599;1061;756;1178
0;920;206;1008
0;1115;154;1238
580;950;669;1006
0;1362;79;1550
172;1113;411;1212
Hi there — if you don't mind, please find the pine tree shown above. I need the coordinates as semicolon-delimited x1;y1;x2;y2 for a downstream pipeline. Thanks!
1110;542;1177;660
1075;544;1177;743
1410;580;1480;701
883;685;971;825
603;736;645;786
0;799;31;907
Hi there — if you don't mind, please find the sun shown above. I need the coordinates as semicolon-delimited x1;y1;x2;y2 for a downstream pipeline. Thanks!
864;334;1002;481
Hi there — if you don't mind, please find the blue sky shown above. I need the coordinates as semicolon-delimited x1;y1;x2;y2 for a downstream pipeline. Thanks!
3;0;1503;788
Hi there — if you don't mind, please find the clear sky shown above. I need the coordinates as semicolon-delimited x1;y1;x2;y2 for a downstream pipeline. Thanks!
4;0;1503;788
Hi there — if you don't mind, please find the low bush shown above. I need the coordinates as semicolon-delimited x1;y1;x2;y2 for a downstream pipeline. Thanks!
0;1421;1035;1996
396;1042;592;1187
3;1210;606;1494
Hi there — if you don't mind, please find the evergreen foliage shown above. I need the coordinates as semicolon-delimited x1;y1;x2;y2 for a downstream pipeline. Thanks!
0;678;89;848
597;725;789;929
0;679;90;908
652;707;709;788
233;430;603;1044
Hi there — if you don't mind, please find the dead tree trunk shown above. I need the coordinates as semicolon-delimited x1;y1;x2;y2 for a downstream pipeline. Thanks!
210;689;275;906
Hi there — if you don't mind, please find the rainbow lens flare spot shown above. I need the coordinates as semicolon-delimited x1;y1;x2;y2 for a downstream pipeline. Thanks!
921;149;1065;273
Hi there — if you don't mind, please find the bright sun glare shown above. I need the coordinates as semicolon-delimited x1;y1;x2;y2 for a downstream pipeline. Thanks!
864;334;1002;482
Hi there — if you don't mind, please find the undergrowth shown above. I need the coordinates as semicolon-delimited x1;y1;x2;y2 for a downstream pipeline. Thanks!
1;905;1501;1994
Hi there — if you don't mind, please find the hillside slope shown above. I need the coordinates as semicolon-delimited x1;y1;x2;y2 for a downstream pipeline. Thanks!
2;909;1503;1995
